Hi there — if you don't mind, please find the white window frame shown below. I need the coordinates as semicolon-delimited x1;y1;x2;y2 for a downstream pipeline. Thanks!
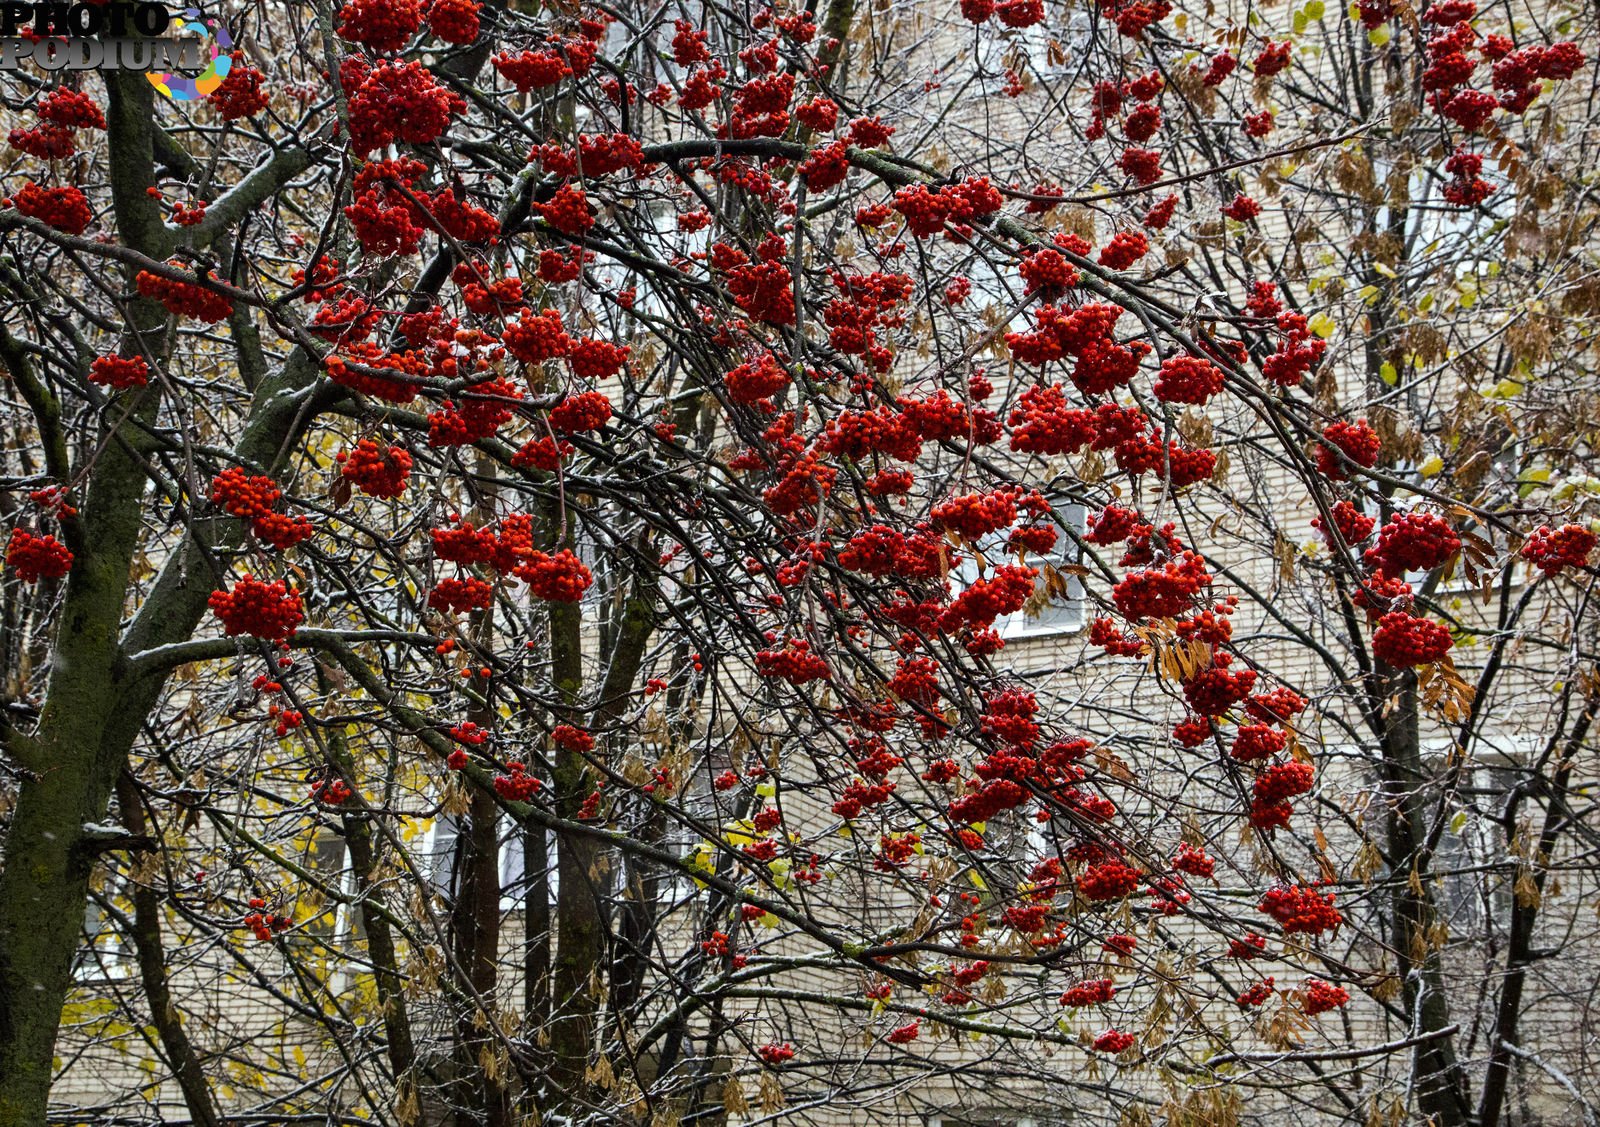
73;884;134;983
427;815;558;910
952;503;1087;640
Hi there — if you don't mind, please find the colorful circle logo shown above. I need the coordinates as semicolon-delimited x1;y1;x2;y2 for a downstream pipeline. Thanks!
148;9;232;101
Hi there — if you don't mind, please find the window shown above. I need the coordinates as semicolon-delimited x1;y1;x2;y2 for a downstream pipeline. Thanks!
990;6;1092;79
429;815;557;909
1432;740;1530;931
74;882;133;983
952;503;1087;639
1003;502;1086;638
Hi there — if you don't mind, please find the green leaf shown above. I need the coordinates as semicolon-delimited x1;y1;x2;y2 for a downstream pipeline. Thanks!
1368;23;1392;45
1305;0;1325;18
1307;312;1337;339
1379;361;1398;385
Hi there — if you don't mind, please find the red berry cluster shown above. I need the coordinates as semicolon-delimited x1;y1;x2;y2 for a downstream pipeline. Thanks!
1098;231;1149;270
932;489;1020;540
1092;1030;1135;1054
532;132;648;179
8;89;103;160
6;529;72;582
1258;883;1341;936
568;337;630;380
549;390;613;434
209;575;305;641
503;308;572;364
336;0;421;51
209;53;270;119
1102;934;1137;956
1111;553;1212;621
1441;147;1493;208
136;265;233;322
427;0;481;44
429;393;515;449
39;88;107;130
337;440;413;499
28;487;76;520
493;762;540;800
1183;654;1257;717
429;189;497;244
1222;195;1261;221
1229;724;1287;763
1371;611;1453;667
1201;52;1237;85
1243;110;1274;137
1228;933;1268;959
755;638;829;684
1018;249;1079;299
1260;310;1326;386
1255;40;1292;76
210;468;313;551
721;240;797;326
725;353;791;405
994;0;1044;26
1236;978;1275;1009
8;125;74;160
1244;688;1308;726
940;565;1038;632
1152;355;1224;405
494;50;572;91
757;1042;796;1065
344;158;429;257
1316;419;1380;480
1143;194;1179;228
1077;859;1142;901
429;576;492;614
1118;147;1162;184
885;1021;920;1045
311;778;353;806
1059;978;1115;1007
1250;761;1315;828
89;353;150;390
515;549;593;602
324;347;427;404
243;898;292;941
1521;523;1596;575
1367;511;1461;576
15;181;92;235
1171;842;1215;879
1311;501;1375;551
551;724;594;752
1302;979;1350;1015
537;184;594;236
342;58;465;156
511;436;573;471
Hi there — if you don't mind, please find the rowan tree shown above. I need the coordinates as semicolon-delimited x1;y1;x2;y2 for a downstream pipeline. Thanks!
1;0;1598;1125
